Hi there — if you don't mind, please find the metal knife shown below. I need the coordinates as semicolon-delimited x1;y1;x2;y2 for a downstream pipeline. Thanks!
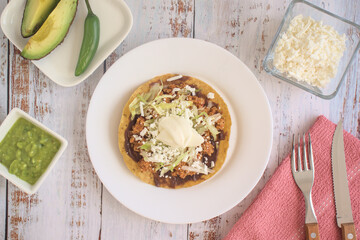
332;120;357;240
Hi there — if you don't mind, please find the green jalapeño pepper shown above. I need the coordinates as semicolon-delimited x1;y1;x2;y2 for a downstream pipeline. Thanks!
75;0;100;76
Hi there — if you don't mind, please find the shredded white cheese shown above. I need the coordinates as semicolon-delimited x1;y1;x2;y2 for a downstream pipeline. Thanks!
207;92;215;99
146;144;181;164
167;75;183;81
185;85;196;96
139;128;148;137
273;15;346;88
172;88;181;94
139;102;145;117
182;163;214;175
133;135;142;141
134;83;222;177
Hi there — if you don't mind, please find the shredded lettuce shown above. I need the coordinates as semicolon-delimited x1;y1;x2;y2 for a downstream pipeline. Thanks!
129;97;141;119
144;118;155;126
136;94;146;103
158;102;177;110
195;111;208;119
207;124;219;140
143;82;162;102
159;167;170;177
208;113;222;123
140;142;151;150
160;151;189;177
140;151;149;161
128;82;164;119
170;152;189;171
129;79;223;177
154;94;174;102
155;162;164;171
196;126;207;135
193;112;220;139
192;105;198;116
150;103;162;114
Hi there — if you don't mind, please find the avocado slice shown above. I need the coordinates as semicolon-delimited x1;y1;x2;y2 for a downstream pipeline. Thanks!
21;0;60;38
21;0;78;60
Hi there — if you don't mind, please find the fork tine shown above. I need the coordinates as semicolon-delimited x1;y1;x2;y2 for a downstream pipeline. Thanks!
297;134;302;171
291;132;319;237
308;133;314;170
291;134;296;172
303;134;308;170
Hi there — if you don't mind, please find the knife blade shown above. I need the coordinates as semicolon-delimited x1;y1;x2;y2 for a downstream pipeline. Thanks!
332;120;357;240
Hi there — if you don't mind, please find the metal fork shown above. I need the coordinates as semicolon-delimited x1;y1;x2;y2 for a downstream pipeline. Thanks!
291;133;320;240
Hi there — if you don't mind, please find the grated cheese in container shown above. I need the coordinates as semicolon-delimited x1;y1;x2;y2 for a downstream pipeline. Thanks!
273;15;346;88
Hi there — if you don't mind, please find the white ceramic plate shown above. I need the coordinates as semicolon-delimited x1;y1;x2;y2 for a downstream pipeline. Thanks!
86;38;273;224
0;0;133;87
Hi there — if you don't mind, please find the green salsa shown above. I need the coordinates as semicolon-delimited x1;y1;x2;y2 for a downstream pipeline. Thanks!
0;118;61;185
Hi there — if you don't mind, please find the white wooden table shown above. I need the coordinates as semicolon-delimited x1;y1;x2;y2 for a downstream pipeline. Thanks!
0;0;359;239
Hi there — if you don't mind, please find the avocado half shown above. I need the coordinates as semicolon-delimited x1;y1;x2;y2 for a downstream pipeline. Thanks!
21;0;60;38
21;0;79;60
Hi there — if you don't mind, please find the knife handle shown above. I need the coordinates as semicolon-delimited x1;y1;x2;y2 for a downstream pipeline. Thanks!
305;223;320;240
342;223;357;240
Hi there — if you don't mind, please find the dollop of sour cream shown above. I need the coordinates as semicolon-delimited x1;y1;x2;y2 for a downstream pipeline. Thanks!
156;116;204;148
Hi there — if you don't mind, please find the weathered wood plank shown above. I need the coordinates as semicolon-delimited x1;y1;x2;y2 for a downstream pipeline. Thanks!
327;0;360;135
102;188;188;240
0;0;8;116
7;46;103;240
190;1;294;238
105;0;194;68
100;0;193;239
0;0;358;239
0;0;8;237
190;0;359;239
51;75;103;240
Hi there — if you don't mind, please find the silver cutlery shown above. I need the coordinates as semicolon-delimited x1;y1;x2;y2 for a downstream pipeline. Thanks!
332;120;357;240
291;133;320;240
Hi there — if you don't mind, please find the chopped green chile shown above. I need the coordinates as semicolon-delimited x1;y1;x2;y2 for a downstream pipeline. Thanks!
0;118;61;185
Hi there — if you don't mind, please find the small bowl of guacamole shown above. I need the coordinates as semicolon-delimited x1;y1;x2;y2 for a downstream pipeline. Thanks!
0;108;67;194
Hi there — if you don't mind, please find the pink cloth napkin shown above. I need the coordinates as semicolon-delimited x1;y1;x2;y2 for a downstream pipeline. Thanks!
224;116;360;240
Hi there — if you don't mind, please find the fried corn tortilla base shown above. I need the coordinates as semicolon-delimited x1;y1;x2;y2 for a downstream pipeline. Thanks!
118;74;231;188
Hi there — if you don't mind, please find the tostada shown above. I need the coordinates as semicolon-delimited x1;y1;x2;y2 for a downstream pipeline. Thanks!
118;74;231;188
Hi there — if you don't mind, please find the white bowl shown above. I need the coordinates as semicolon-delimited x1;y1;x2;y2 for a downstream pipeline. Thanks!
0;0;133;87
0;108;67;194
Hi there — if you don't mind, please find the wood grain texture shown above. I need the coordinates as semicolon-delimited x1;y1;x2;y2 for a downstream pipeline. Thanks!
326;0;360;136
190;1;298;238
51;75;103;240
305;223;320;240
101;1;193;239
342;223;357;240
191;0;359;239
6;43;104;240
0;0;358;239
0;0;8;237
